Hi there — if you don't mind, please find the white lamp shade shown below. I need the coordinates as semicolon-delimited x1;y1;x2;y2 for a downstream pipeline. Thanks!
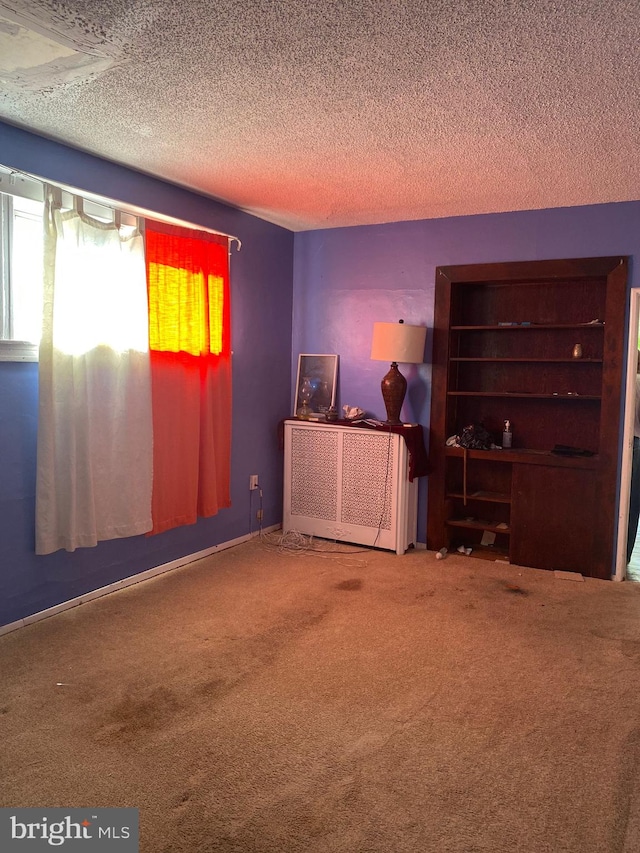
370;322;426;364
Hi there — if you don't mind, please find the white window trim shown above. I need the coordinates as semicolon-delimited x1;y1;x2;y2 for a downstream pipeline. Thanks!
0;340;38;361
0;176;44;361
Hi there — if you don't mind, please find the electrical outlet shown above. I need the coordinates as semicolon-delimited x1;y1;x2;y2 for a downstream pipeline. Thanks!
256;509;263;521
249;474;259;490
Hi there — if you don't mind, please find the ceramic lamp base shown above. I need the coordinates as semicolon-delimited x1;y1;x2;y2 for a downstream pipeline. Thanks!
381;362;407;424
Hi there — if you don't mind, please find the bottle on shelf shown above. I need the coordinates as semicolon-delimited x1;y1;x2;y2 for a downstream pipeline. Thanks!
502;420;512;449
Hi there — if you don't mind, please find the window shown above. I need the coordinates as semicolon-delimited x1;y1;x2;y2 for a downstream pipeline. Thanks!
0;165;237;549
0;165;239;364
0;189;44;361
0;180;135;362
36;197;233;551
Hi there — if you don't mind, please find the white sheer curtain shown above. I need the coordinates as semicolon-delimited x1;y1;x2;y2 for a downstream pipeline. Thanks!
36;187;153;555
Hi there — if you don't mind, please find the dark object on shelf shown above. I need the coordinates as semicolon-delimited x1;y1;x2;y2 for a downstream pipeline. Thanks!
459;423;493;450
551;444;595;457
325;406;339;422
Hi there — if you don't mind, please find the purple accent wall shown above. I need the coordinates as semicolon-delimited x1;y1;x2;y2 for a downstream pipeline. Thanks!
293;204;640;543
0;122;294;627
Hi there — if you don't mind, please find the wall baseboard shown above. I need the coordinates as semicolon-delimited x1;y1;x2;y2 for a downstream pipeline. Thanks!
0;525;280;638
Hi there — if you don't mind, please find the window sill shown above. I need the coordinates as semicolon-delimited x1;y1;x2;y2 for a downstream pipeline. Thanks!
0;341;38;362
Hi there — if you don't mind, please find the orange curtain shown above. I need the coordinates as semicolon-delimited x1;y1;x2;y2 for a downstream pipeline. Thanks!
145;222;231;535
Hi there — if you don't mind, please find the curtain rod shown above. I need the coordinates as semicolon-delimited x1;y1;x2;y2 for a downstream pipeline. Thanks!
0;165;242;251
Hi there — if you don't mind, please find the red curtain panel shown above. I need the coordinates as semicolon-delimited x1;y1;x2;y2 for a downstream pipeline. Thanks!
145;222;232;534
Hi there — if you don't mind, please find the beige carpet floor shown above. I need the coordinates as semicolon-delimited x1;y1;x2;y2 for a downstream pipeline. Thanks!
2;538;640;853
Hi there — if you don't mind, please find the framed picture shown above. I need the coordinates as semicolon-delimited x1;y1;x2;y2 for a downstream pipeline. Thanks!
294;354;339;417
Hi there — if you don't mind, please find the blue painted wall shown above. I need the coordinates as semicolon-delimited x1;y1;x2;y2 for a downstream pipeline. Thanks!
0;122;294;627
293;204;640;543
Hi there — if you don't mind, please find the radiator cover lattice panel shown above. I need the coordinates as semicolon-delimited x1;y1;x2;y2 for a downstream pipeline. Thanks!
290;427;339;520
340;432;393;529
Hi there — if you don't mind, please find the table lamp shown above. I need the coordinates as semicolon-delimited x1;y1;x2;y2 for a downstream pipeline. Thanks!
370;320;427;424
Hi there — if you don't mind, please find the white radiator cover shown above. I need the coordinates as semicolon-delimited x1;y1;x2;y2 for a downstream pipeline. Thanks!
283;420;418;554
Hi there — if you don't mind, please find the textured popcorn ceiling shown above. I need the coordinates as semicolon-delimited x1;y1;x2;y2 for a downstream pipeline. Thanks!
0;0;638;231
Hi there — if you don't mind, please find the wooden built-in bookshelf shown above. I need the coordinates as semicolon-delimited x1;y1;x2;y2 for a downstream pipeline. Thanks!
427;257;628;578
